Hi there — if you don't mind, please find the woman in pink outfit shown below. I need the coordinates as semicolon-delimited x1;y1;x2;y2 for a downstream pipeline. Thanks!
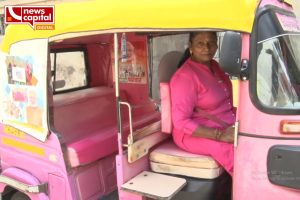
170;31;235;175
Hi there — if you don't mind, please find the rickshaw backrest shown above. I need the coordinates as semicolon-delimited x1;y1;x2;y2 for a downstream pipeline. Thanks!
158;51;183;82
158;51;183;134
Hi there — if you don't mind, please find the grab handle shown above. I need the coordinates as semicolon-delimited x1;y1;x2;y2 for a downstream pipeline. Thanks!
120;101;133;146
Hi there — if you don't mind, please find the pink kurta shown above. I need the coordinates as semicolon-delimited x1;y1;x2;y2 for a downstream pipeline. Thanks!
170;58;235;175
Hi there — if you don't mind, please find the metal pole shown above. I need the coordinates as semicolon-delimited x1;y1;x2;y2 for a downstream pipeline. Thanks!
114;33;122;140
114;33;120;98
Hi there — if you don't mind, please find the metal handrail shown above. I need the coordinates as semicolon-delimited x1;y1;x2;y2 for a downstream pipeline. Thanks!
119;101;133;146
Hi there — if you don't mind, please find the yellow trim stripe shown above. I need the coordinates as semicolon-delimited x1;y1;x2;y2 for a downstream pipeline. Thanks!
232;79;239;107
1;137;46;157
6;120;45;133
3;125;25;139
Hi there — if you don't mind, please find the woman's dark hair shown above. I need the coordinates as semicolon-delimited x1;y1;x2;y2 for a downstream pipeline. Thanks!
189;31;217;43
177;48;191;68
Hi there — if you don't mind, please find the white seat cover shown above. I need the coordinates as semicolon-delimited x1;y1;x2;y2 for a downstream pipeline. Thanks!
150;141;223;179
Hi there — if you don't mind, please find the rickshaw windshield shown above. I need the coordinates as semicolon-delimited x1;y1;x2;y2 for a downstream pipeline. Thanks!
256;34;300;108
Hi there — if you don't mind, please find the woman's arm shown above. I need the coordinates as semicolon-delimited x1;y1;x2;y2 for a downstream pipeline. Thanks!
193;125;234;143
170;65;234;143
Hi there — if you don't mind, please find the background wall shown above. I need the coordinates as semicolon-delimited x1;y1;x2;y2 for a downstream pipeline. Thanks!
294;1;300;21
151;34;188;100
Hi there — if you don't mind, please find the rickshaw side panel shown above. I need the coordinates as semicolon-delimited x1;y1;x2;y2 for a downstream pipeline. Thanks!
234;1;300;199
234;136;300;200
0;126;73;200
116;154;148;200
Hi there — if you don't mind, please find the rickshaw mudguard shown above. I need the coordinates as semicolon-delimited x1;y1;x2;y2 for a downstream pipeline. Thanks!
0;167;49;200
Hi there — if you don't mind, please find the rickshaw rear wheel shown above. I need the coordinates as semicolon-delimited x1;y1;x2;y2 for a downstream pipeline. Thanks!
10;192;30;200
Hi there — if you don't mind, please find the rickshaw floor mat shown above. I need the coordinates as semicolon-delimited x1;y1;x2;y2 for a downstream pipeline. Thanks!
99;190;119;200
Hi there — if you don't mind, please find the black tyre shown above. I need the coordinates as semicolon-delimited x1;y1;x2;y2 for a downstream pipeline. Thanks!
10;192;30;200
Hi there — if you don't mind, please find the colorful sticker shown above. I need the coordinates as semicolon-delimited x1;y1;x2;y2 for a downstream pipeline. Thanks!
276;13;300;33
112;35;148;84
1;55;46;139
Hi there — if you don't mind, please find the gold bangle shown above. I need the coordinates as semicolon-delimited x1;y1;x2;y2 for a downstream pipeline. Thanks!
215;129;222;140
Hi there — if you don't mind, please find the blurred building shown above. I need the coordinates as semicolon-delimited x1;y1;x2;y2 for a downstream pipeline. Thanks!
294;1;300;21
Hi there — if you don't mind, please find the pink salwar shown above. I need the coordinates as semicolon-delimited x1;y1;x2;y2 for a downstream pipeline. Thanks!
170;58;235;175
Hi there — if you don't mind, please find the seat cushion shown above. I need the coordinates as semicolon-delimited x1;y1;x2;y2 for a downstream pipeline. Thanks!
54;87;118;143
66;112;160;168
66;127;118;168
53;87;122;168
150;141;223;179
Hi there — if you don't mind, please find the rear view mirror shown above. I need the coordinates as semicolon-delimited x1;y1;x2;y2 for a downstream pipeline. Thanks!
219;31;242;77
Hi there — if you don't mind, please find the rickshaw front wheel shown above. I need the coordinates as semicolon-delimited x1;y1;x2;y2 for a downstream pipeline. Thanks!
10;192;30;200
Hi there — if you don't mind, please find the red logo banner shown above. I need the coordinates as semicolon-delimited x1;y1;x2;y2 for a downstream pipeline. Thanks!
5;6;55;30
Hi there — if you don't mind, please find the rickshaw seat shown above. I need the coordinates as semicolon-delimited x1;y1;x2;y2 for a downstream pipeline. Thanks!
54;87;121;167
150;140;223;179
54;86;159;167
149;51;224;179
158;51;183;133
67;127;118;167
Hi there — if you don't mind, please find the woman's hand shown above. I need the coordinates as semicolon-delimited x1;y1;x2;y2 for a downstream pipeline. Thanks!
219;126;235;143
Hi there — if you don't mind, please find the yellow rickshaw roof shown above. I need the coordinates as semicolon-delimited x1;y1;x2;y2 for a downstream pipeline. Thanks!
1;0;259;52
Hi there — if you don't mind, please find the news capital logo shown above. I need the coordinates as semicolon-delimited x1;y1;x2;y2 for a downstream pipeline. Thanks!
5;6;55;30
